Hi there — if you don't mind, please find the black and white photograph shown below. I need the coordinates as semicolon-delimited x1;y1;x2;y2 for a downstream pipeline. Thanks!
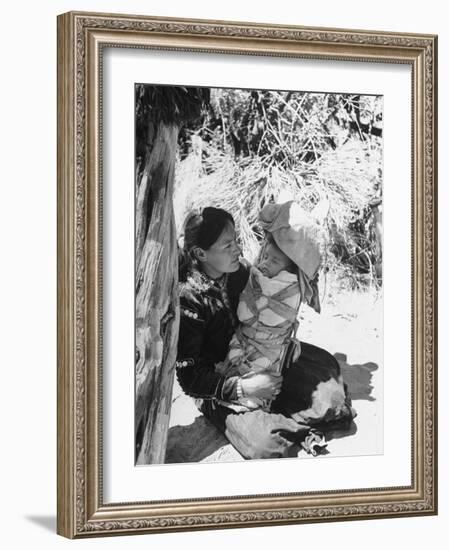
134;84;383;465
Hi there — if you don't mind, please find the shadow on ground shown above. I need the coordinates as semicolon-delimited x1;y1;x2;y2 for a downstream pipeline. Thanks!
166;353;378;463
25;515;56;533
165;416;231;463
321;417;358;445
334;352;379;402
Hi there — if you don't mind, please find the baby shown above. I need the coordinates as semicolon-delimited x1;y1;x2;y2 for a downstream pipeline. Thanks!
219;234;301;410
217;200;324;412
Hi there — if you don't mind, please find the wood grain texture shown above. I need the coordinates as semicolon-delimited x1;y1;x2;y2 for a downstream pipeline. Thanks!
135;122;180;465
57;12;77;539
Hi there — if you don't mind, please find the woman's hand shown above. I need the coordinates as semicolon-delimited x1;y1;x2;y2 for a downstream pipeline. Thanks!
240;372;282;400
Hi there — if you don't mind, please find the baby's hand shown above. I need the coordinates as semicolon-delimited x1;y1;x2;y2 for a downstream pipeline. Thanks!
240;372;283;400
216;357;246;377
215;360;231;375
237;362;251;376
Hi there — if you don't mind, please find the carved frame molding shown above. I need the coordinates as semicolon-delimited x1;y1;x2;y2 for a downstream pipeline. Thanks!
57;11;437;538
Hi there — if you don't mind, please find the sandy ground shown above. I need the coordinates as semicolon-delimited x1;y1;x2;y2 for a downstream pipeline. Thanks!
165;284;383;464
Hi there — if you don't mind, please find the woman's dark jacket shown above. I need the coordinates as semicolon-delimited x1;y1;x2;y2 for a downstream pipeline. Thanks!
176;262;249;400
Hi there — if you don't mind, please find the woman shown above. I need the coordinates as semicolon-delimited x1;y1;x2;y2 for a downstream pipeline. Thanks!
176;206;354;459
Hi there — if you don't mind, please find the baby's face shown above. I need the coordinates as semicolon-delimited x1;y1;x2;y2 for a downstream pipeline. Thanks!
257;242;292;278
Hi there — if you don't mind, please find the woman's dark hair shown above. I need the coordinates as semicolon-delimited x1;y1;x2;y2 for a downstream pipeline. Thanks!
178;207;234;279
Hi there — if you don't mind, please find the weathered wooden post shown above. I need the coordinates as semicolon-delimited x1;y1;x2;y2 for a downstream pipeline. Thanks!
135;87;209;464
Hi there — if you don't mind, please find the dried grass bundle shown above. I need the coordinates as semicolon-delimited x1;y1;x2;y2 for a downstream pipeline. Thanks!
173;89;382;288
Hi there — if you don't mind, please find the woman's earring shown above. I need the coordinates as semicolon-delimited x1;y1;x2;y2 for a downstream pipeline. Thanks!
193;247;206;264
189;248;199;266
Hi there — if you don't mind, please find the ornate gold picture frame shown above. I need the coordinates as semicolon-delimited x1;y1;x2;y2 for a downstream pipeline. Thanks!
57;11;437;538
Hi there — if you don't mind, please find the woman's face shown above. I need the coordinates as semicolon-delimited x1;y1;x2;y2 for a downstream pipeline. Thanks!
198;221;241;279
